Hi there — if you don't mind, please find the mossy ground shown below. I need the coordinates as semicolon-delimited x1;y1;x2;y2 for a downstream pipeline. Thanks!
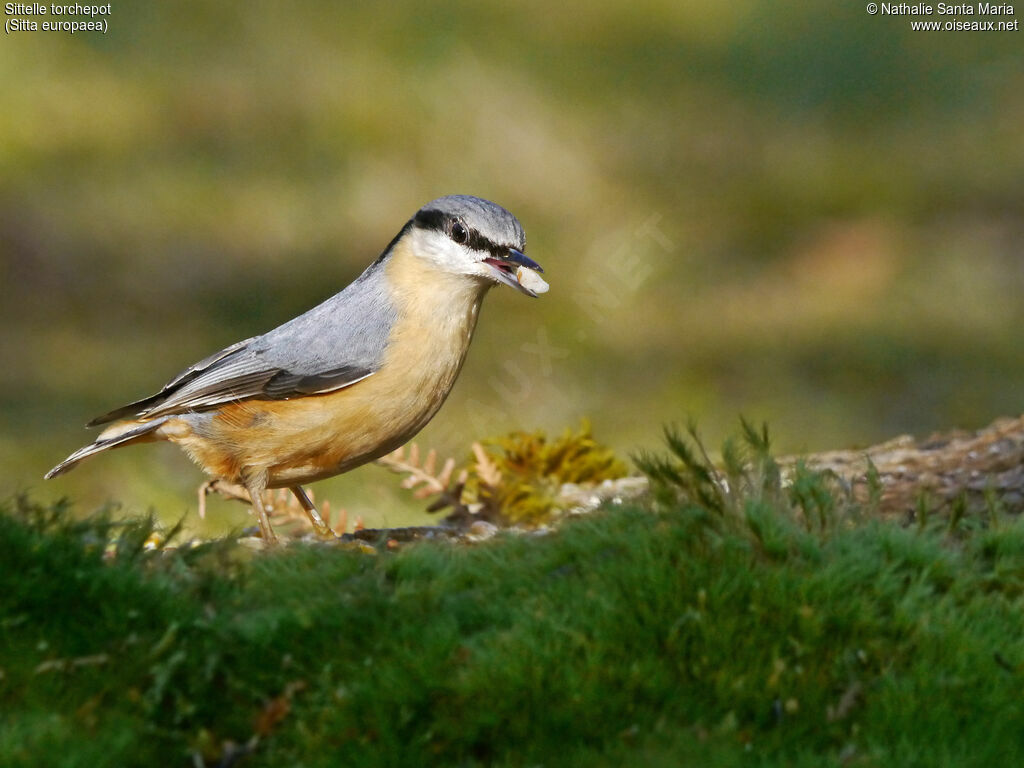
3;439;1024;768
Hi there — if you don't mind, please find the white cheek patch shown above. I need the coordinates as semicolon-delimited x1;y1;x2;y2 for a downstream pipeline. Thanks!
516;267;549;295
413;229;457;270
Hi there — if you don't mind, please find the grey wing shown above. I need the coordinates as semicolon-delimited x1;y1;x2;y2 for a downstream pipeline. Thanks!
88;261;397;426
139;355;375;420
87;337;376;425
87;336;259;426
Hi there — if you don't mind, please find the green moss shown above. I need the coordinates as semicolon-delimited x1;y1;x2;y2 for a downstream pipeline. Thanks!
3;423;1024;766
460;420;629;526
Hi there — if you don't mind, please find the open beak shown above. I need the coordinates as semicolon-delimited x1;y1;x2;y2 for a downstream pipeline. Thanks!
482;248;547;297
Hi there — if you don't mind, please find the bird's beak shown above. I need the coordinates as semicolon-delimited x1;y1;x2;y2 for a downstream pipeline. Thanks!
482;248;548;297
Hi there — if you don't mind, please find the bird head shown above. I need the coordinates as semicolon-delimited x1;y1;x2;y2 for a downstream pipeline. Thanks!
406;195;547;297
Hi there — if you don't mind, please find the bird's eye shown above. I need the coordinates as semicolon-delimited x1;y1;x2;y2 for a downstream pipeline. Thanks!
450;220;468;245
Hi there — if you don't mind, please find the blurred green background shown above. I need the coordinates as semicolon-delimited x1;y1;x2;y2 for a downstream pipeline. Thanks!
1;1;1021;535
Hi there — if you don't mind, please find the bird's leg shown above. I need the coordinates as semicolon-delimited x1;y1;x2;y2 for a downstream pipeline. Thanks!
242;469;279;544
289;485;336;539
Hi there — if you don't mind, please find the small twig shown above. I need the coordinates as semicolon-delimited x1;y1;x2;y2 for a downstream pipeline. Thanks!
35;654;110;675
198;479;251;521
377;443;465;499
472;442;502;487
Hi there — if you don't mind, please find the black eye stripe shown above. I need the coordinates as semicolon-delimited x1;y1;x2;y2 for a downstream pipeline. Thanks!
413;208;514;261
413;208;448;231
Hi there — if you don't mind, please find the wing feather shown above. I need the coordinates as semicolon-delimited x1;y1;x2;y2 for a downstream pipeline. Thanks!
86;245;397;427
86;337;257;426
138;363;373;419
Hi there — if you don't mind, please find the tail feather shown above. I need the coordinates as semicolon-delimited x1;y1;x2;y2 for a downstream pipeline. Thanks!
44;418;168;479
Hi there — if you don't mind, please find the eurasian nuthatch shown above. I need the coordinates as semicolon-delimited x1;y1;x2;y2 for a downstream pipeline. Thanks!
46;195;548;541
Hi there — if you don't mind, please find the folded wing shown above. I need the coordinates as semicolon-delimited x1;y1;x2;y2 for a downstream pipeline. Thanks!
88;259;397;426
